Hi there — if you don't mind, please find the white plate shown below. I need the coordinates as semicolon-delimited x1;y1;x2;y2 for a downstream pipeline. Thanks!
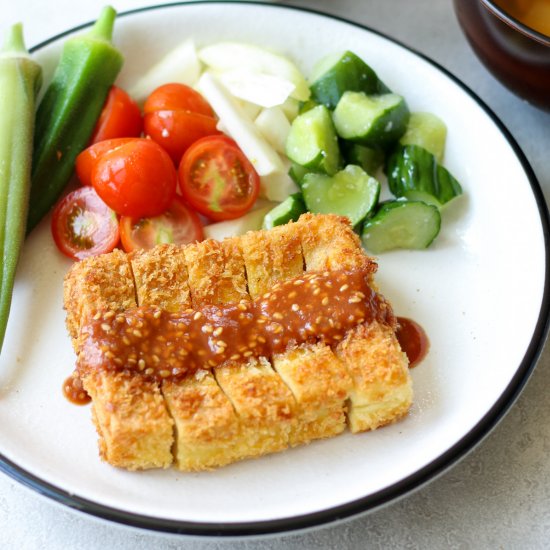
0;1;548;537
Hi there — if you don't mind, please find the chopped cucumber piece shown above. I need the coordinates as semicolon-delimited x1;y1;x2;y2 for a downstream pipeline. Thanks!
361;201;441;253
386;144;462;205
333;91;410;148
341;141;384;175
262;193;306;229
288;162;309;187
400;112;447;162
302;165;380;226
298;99;319;114
285;104;341;175
309;50;390;109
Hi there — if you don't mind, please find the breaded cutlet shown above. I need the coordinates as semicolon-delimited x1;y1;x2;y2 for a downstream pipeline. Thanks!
239;225;352;446
63;213;413;471
184;237;297;461
64;250;174;470
297;214;412;432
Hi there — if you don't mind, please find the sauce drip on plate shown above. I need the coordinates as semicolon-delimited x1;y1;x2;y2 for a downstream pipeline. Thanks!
62;373;91;405
396;317;429;367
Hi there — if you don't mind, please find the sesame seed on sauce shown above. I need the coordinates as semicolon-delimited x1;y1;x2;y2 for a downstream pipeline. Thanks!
76;268;394;383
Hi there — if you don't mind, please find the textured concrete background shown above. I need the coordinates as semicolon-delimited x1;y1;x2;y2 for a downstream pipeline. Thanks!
2;1;550;548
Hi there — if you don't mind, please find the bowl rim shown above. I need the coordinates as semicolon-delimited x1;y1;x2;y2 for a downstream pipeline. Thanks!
480;0;550;46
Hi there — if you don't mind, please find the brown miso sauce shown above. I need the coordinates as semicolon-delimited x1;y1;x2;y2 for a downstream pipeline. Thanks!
76;267;393;383
396;317;429;368
63;373;91;405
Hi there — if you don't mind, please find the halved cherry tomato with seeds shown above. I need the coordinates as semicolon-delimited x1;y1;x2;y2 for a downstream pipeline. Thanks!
52;186;119;261
178;135;260;221
92;138;177;218
75;137;140;187
119;195;204;252
89;86;143;144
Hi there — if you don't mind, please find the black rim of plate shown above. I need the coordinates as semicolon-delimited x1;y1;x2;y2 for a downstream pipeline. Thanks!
3;0;550;538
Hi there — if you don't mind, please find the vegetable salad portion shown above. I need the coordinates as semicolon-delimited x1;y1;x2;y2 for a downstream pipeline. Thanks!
33;9;466;263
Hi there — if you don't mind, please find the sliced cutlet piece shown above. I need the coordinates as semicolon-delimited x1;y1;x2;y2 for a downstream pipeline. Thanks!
63;249;174;470
184;237;296;459
129;244;242;471
239;224;352;446
129;244;191;312
297;214;413;432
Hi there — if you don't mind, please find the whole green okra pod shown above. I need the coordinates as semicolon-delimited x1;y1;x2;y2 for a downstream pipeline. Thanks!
27;5;124;233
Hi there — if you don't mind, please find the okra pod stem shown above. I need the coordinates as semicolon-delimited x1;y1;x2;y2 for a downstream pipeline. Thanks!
27;6;124;233
0;23;42;352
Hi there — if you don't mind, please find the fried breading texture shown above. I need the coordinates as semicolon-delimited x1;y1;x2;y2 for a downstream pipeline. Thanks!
64;213;414;472
297;214;413;432
129;242;246;471
185;237;296;464
240;222;352;445
129;244;191;312
64;249;174;470
63;249;136;346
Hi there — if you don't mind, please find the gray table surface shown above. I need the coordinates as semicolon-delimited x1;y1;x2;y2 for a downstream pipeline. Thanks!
2;1;550;548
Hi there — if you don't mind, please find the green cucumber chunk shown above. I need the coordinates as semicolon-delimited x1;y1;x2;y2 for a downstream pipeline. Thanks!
399;112;447;162
262;193;307;229
333;91;410;148
386;144;462;205
302;164;380;226
285;104;341;175
340;141;384;175
309;50;390;109
288;162;309;187
361;200;441;253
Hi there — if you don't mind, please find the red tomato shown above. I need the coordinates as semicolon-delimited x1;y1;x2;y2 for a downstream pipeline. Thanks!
143;83;215;116
51;186;119;261
178;136;260;221
144;110;220;164
89;86;143;144
75;137;140;187
92;138;177;218
119;196;204;252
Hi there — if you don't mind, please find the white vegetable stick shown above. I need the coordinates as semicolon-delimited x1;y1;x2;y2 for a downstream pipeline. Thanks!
218;69;296;108
259;155;299;202
280;97;300;122
129;39;201;104
198;42;310;101
197;72;284;176
203;204;276;241
254;107;291;154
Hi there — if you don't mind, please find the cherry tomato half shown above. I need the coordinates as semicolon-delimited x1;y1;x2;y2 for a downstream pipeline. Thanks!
92;138;177;218
178;136;260;221
52;186;120;261
143;83;215;116
119;195;204;252
144;110;220;164
75;137;140;187
89;86;143;144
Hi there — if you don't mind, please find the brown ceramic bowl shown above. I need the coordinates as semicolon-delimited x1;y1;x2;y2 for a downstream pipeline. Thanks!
453;0;550;110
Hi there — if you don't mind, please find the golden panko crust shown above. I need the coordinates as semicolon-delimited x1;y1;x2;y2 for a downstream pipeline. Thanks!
63;213;413;471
